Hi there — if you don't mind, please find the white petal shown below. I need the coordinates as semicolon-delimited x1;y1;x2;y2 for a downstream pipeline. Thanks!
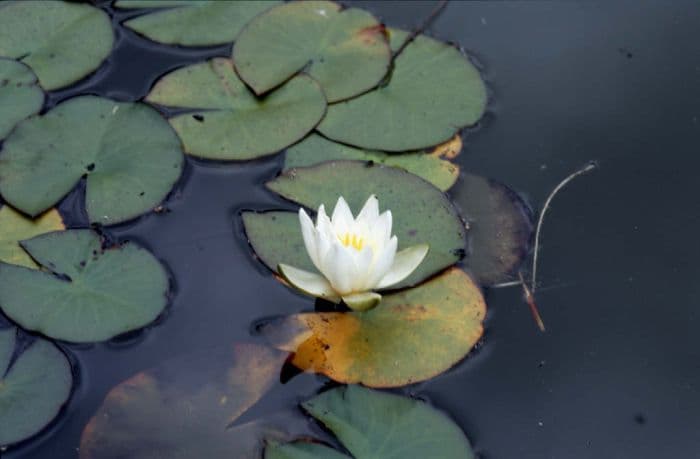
364;235;397;288
278;264;340;302
342;292;382;312
316;204;333;235
350;244;374;291
331;196;354;229
299;208;320;268
371;210;393;244
321;243;355;295
377;244;429;289
356;195;379;225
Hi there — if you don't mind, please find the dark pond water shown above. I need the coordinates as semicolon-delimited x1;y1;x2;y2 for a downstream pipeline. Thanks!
5;1;700;458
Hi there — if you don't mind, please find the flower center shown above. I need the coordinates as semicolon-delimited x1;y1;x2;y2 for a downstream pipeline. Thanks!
338;232;364;250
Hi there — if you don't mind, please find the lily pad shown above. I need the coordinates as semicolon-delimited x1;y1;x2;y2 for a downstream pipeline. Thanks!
146;58;326;160
266;441;349;459
0;59;43;140
0;327;73;447
455;173;534;285
317;29;487;151
258;160;466;288
79;343;290;459
0;95;184;225
0;1;113;90
284;134;462;191
0;230;170;343
233;1;390;102
266;385;475;459
0;205;64;269
259;268;485;387
116;0;280;47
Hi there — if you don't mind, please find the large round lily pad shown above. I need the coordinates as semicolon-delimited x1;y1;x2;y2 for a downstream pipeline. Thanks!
115;0;280;47
454;173;534;285
0;95;184;225
0;230;170;343
0;327;73;447
80;343;290;459
0;1;113;90
233;1;390;102
0;59;43;140
259;160;466;288
284;134;461;191
0;205;64;269
259;268;485;387
317;29;487;151
266;385;475;459
146;58;326;160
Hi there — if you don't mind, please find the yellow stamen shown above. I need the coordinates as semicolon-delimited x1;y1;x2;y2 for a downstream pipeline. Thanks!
338;232;364;250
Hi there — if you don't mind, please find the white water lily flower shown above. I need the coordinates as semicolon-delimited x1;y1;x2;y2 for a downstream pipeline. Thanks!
278;195;429;311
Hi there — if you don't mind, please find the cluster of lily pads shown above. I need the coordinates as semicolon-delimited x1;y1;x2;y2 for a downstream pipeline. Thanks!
0;0;534;457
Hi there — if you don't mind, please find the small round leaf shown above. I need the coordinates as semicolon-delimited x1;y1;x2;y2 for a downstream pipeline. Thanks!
146;58;327;161
0;1;113;90
0;328;73;447
0;230;170;343
0;205;64;269
0;96;184;225
116;0;281;47
317;29;487;151
0;59;43;140
233;1;390;102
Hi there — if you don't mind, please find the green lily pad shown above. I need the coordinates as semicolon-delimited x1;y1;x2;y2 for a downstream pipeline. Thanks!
0;205;64;269
0;230;170;343
0;59;43;140
0;1;113;90
79;343;290;459
266;385;475;459
146;58;326;160
284;134;461;191
233;1;390;102
317;28;487;151
115;0;280;47
259;268;485;387
455;173;534;285
0;95;184;225
257;160;466;288
0;327;73;447
266;441;350;459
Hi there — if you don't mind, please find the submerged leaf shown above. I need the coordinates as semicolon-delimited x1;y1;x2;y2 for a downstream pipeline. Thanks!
0;59;43;140
261;161;466;288
0;96;184;225
266;385;475;459
146;58;326;160
79;343;290;459
318;29;487;151
0;328;73;447
455;173;534;285
284;134;462;191
0;1;113;90
233;0;390;102
116;0;280;47
0;230;170;343
0;205;64;268
259;268;485;387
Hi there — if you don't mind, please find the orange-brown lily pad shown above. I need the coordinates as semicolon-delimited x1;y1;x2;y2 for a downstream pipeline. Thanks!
258;268;485;388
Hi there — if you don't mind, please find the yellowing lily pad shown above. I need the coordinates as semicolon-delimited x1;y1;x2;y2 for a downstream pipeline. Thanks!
266;386;475;459
0;96;184;225
0;58;43;140
0;230;170;343
0;327;73;447
317;29;487;151
0;205;64;269
455;173;534;285
79;343;289;459
233;1;390;102
115;0;280;47
0;1;113;90
260;161;466;289
259;268;485;387
284;134;462;191
146;58;327;161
